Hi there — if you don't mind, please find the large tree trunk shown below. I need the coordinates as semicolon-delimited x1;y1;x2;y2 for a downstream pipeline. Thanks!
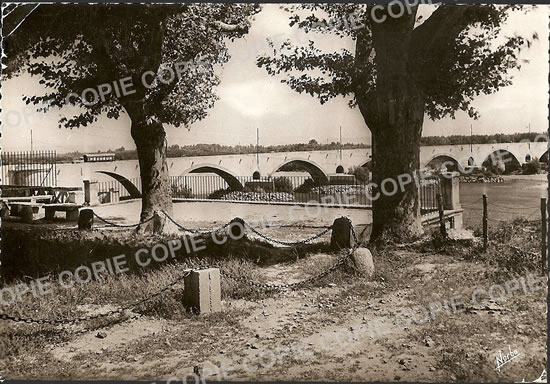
369;94;425;242
126;104;173;233
364;5;425;242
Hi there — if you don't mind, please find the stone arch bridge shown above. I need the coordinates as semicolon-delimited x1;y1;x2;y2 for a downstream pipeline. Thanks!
55;142;548;191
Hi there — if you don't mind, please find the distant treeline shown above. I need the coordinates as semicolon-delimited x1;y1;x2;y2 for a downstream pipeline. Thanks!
56;132;548;162
421;132;547;146
57;139;370;162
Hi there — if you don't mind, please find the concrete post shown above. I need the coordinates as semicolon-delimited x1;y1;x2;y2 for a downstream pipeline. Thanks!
439;172;461;210
78;208;94;230
83;180;99;206
20;205;35;224
330;217;354;249
228;218;246;240
351;248;375;278
183;268;222;314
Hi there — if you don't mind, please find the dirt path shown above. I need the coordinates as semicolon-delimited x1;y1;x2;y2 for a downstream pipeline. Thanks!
38;248;546;382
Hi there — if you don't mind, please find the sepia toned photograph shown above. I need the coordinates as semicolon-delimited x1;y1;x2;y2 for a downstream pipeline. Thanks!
0;2;548;382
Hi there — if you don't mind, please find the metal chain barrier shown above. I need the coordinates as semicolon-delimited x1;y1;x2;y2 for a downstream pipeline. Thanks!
1;214;362;327
93;212;155;228
222;216;360;290
220;244;359;290
0;266;210;327
261;224;332;229
243;221;333;246
160;210;333;247
160;210;233;235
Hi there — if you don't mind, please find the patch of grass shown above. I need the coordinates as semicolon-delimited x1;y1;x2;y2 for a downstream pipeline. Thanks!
465;218;542;278
0;252;267;377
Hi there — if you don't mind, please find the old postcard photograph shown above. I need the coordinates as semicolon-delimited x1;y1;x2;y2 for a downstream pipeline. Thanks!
0;2;548;382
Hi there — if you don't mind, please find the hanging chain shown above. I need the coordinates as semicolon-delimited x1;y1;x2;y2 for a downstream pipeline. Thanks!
2;214;362;328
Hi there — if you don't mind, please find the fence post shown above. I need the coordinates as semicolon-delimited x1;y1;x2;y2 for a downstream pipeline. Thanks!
541;197;547;276
482;194;488;250
437;192;446;237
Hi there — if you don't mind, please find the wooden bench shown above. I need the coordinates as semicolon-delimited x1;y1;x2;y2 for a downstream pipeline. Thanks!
44;203;82;221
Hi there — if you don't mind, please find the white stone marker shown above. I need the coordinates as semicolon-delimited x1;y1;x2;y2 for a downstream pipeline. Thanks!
183;268;222;314
352;248;375;278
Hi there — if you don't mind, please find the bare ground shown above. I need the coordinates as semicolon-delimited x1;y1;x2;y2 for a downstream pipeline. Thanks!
1;231;546;382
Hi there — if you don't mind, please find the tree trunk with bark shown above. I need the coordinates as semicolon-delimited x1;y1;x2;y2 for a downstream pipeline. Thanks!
126;103;173;233
369;94;425;242
362;7;425;242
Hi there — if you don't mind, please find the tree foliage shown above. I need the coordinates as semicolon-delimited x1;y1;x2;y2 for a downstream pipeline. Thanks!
257;4;536;122
4;3;260;129
421;131;547;146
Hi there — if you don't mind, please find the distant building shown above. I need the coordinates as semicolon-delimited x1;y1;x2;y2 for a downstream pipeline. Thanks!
83;153;116;162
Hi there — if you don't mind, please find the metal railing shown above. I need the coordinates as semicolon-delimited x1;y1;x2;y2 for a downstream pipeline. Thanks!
170;174;442;213
95;174;441;212
97;177;141;202
420;176;440;214
1;150;57;187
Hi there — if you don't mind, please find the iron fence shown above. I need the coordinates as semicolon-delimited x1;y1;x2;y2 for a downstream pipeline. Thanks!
95;173;441;212
97;177;141;203
420;176;440;214
1;150;57;187
170;174;442;213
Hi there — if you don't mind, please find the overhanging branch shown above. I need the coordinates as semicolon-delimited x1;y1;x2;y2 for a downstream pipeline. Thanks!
212;20;249;33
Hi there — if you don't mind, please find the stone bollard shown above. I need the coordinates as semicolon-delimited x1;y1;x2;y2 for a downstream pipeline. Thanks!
228;218;246;240
351;247;375;278
330;217;354;249
183;268;222;314
20;205;35;224
78;208;94;230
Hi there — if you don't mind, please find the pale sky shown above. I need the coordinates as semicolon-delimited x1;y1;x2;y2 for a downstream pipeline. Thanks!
1;4;548;153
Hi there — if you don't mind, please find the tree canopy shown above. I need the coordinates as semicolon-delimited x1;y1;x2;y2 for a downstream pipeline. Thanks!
257;4;536;123
4;3;260;129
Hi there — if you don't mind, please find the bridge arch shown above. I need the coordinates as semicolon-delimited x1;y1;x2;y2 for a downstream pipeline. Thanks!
540;151;548;164
180;165;244;191
482;150;521;174
425;155;465;173
270;159;329;184
96;171;142;198
359;160;372;170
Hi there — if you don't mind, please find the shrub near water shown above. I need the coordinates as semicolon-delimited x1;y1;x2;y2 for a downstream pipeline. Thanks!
522;158;541;175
